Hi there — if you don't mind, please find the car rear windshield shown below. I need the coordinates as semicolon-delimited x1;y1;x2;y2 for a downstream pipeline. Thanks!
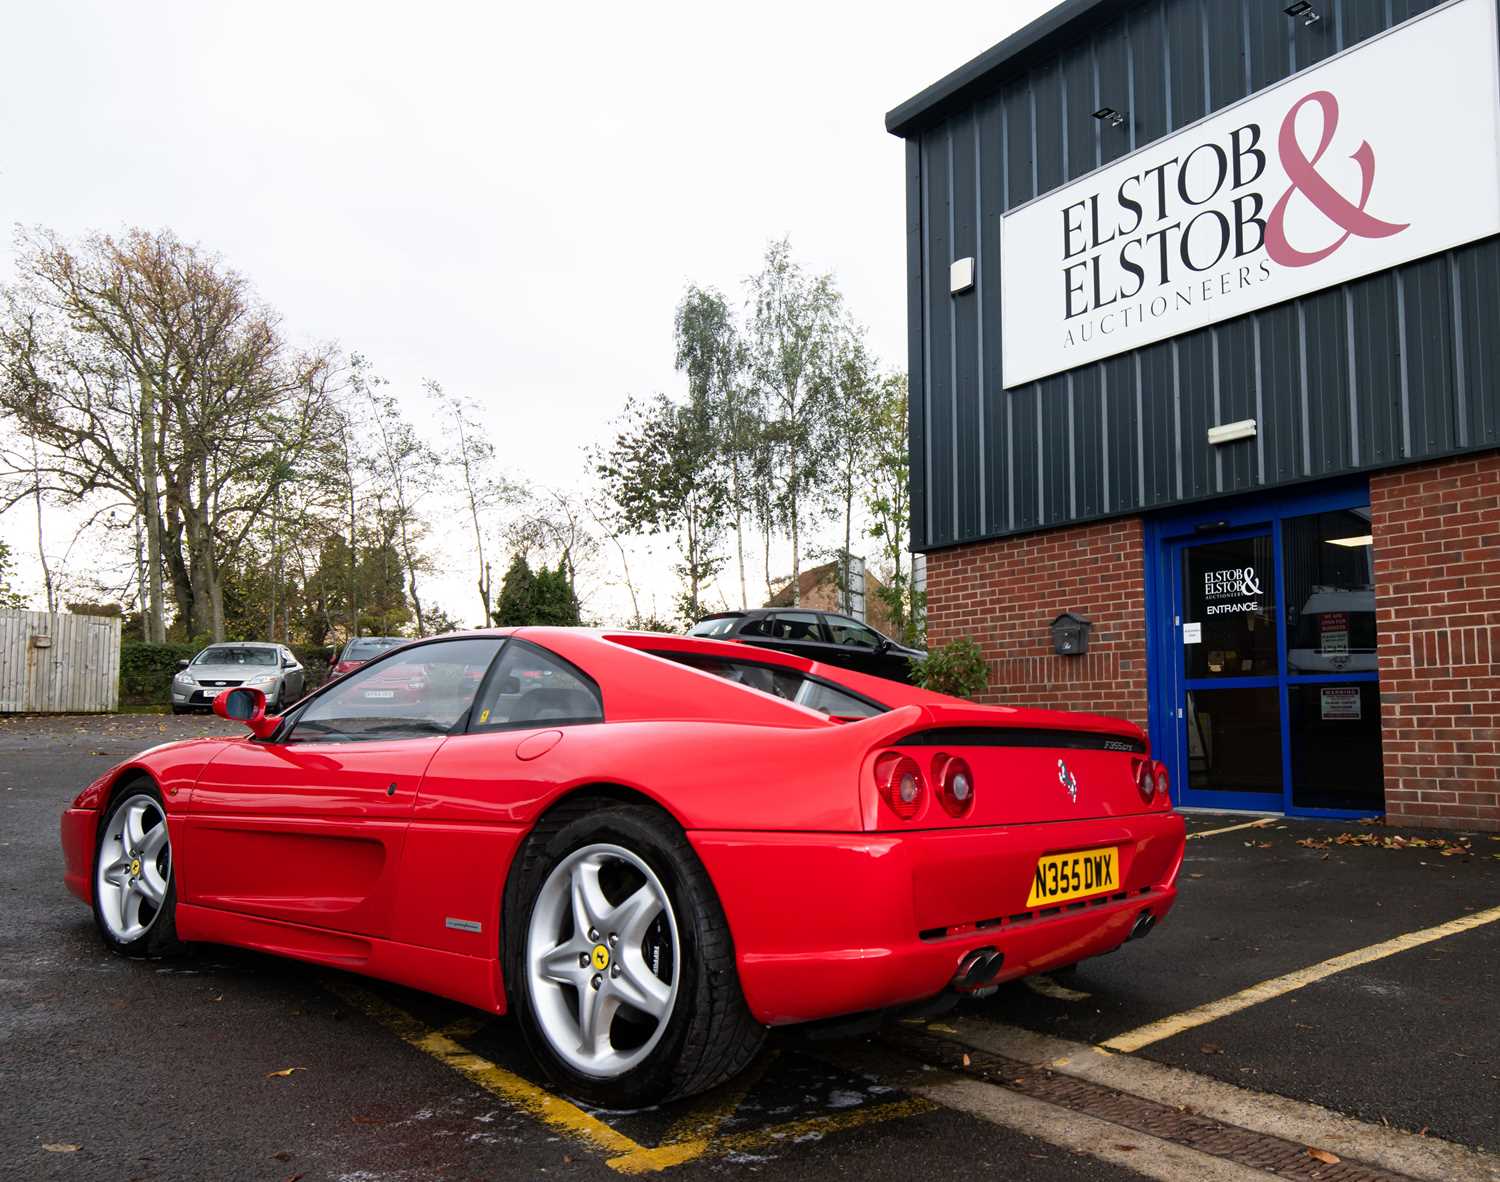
345;637;403;660
650;650;886;719
687;616;741;638
194;646;277;666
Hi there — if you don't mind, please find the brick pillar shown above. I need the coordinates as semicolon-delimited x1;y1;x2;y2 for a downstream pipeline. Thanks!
924;518;1148;729
1371;453;1500;832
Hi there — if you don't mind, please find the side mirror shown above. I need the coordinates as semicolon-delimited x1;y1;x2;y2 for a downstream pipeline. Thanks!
175;660;191;672
496;675;521;695
876;638;893;653
213;686;282;739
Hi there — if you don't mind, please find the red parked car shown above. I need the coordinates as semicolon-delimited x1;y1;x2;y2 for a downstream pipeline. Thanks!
60;628;1184;1107
330;635;406;678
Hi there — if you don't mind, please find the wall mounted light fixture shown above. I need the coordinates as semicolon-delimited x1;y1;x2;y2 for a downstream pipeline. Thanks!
1092;106;1126;128
1284;2;1320;27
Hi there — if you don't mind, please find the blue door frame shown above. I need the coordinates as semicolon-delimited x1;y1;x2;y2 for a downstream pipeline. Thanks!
1144;479;1382;820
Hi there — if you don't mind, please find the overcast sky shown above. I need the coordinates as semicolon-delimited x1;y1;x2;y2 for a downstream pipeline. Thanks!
0;0;1061;626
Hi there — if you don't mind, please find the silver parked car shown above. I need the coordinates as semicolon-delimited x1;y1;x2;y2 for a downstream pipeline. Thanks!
171;642;305;715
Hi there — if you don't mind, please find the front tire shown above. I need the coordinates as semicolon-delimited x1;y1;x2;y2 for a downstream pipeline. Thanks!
92;782;182;957
505;799;764;1108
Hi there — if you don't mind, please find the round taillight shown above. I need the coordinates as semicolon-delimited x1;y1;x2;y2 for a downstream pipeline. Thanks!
1135;758;1154;803
1153;761;1170;803
874;752;926;821
936;755;975;818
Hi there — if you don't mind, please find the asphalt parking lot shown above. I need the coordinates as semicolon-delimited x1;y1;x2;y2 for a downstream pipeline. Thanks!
3;714;1498;1181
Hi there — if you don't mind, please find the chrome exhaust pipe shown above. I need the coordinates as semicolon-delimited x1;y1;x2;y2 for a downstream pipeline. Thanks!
953;946;1006;991
1129;911;1155;941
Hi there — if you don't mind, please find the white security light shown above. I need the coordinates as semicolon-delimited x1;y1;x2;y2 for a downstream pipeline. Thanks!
949;257;975;295
1206;419;1257;446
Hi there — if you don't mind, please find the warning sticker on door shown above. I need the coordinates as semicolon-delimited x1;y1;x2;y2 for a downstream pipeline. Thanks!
1320;687;1361;720
1182;622;1202;644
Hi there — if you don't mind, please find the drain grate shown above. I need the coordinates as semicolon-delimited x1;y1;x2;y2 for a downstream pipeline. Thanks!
884;1028;1420;1182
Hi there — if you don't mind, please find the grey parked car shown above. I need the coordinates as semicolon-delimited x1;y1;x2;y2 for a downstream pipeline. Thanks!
171;642;305;714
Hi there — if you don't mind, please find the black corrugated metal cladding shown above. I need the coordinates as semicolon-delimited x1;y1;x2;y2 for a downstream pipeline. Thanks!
894;0;1500;553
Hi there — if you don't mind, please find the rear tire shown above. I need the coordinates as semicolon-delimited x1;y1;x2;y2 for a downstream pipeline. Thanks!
504;798;764;1108
170;705;188;715
92;781;183;958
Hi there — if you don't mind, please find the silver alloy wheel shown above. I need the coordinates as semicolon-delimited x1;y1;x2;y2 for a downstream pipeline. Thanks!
525;842;680;1079
96;793;171;943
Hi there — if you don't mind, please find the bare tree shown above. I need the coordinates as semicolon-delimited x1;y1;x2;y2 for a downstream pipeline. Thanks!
434;383;521;626
0;227;336;641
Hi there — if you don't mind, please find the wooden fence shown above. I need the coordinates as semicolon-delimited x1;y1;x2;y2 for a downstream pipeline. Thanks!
0;609;122;713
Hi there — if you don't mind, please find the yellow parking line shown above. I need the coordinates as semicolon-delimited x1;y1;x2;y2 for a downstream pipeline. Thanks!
327;978;936;1174
1101;902;1500;1053
324;979;641;1156
1185;817;1277;840
607;1054;777;1175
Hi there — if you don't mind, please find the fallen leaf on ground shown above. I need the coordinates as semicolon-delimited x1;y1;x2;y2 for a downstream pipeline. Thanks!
1200;1043;1224;1055
266;1066;306;1078
1307;1147;1340;1164
42;1144;80;1153
961;1053;971;1067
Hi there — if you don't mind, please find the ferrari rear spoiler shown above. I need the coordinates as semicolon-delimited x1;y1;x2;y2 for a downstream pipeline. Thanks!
854;702;1146;750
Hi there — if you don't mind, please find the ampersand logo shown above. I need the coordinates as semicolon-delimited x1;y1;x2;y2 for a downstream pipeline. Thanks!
1265;90;1409;268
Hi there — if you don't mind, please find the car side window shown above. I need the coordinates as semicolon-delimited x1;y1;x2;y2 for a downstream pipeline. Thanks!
737;616;773;638
289;637;503;742
825;615;883;649
770;612;822;642
470;641;603;730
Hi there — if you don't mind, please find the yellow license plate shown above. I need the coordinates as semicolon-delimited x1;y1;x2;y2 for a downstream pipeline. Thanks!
1027;847;1120;907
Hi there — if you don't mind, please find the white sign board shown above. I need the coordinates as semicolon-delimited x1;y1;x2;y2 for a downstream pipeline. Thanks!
1320;687;1362;721
1182;622;1202;645
999;0;1500;388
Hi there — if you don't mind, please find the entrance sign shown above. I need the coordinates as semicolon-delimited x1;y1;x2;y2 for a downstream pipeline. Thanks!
999;0;1500;388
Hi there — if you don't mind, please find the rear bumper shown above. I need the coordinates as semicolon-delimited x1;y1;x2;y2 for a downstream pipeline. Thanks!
61;807;98;905
690;810;1185;1026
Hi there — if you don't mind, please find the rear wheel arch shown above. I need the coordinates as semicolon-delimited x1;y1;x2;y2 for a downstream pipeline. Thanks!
499;784;764;1104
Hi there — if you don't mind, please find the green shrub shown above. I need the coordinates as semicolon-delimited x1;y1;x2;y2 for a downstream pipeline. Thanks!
909;636;989;700
119;642;199;706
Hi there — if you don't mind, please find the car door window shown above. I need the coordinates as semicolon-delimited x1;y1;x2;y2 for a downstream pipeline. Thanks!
289;637;503;741
770;612;823;642
825;615;883;649
470;640;603;730
738;616;773;638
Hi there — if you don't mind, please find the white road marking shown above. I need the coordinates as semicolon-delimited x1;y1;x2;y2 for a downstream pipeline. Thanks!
951;1018;1500;1182
900;1073;1272;1182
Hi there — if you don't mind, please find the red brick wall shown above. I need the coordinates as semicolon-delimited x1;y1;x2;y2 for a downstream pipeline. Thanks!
1372;453;1500;832
924;518;1148;728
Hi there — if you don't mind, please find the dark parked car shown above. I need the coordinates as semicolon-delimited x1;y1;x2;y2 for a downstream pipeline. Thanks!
688;609;926;684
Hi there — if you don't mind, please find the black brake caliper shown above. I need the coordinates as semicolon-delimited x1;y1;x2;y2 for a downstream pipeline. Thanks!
642;912;674;985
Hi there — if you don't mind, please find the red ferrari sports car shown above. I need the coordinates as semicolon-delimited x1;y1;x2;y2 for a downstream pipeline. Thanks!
61;628;1184;1106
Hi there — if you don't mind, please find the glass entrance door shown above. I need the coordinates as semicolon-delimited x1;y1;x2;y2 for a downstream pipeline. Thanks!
1150;483;1385;818
1171;530;1284;811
